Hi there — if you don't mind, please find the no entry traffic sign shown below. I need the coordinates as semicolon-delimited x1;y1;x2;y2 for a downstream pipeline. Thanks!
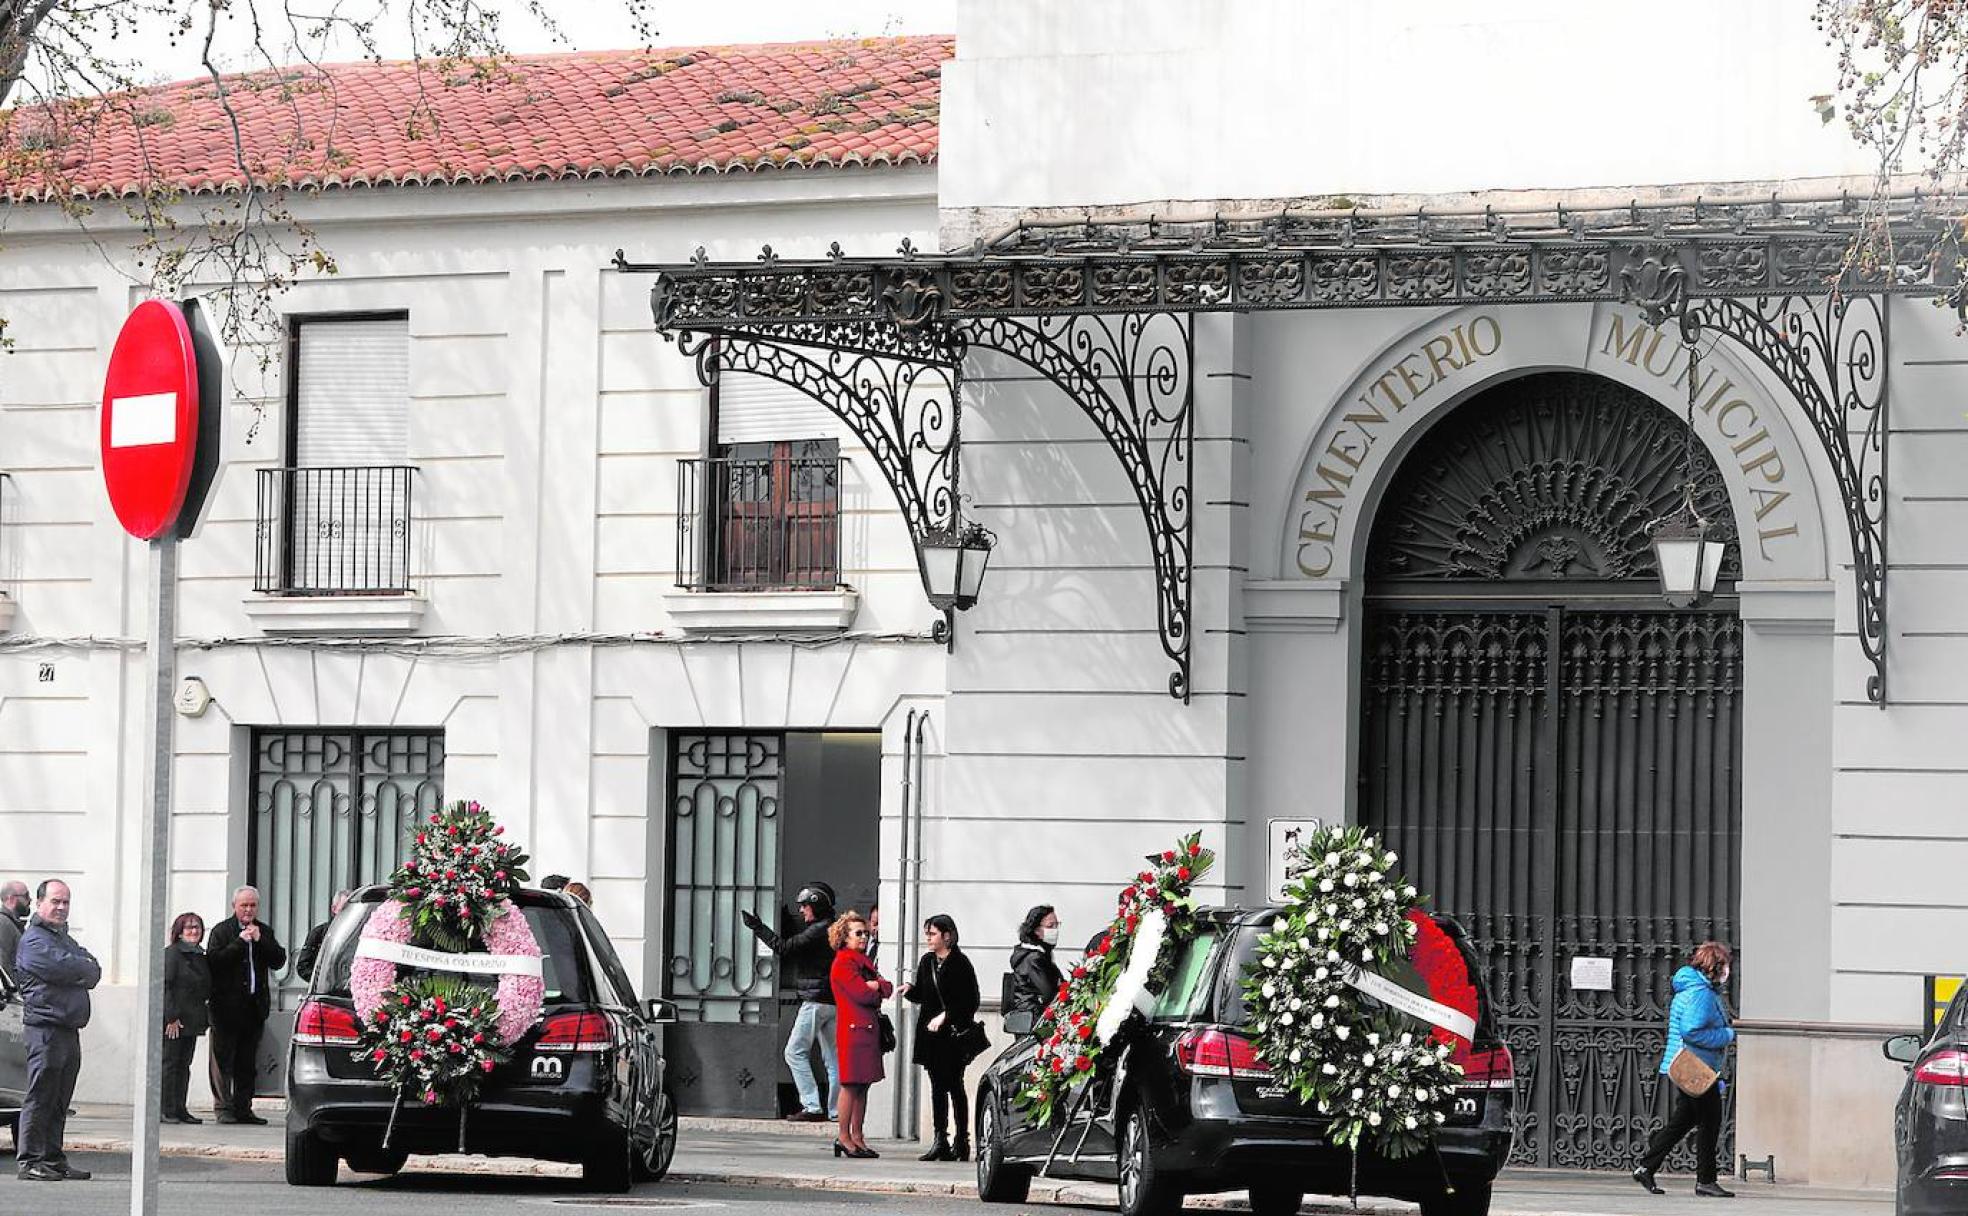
100;299;205;539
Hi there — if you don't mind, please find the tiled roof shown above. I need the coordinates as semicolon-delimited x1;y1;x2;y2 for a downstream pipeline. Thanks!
3;36;950;200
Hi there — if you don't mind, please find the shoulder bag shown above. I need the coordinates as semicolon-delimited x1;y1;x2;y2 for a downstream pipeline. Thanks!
932;955;991;1065
1667;1047;1718;1097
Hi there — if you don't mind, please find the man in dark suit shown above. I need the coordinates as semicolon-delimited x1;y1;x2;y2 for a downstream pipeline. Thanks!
293;889;350;983
204;885;286;1124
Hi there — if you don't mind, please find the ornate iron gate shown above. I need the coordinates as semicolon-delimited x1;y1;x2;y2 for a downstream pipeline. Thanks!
664;733;784;1116
1359;374;1744;1172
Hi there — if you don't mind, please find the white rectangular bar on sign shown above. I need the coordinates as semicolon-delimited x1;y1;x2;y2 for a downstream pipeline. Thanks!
110;392;178;448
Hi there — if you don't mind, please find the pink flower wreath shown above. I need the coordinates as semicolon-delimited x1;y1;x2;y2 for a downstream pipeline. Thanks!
351;899;545;1047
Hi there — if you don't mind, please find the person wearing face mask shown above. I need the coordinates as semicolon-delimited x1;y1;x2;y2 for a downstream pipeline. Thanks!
1004;905;1064;1025
1633;941;1736;1199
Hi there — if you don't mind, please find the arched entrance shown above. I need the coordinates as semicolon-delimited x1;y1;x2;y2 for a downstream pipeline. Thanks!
1359;372;1743;1172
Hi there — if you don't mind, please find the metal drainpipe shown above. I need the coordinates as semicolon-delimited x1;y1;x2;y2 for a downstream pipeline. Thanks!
892;709;916;1141
907;709;930;1138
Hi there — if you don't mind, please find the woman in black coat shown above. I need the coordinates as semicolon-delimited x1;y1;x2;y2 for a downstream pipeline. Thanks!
1004;904;1063;1022
161;912;212;1124
899;914;980;1162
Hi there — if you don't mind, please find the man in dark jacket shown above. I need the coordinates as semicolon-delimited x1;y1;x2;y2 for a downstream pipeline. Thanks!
204;885;287;1124
293;889;350;983
14;879;100;1181
742;881;839;1121
0;879;31;981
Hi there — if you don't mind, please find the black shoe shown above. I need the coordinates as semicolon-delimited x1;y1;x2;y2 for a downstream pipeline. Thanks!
215;1111;239;1125
233;1111;268;1126
1632;1166;1664;1195
918;1135;953;1162
832;1141;847;1158
849;1146;879;1159
1695;1182;1736;1198
18;1164;63;1182
952;1135;971;1162
55;1165;90;1180
174;1112;203;1125
793;1109;829;1123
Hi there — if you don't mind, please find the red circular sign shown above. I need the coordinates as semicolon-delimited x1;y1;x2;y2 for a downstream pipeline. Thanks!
100;300;200;539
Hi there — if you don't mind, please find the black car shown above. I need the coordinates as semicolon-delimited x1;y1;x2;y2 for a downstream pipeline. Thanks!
0;954;26;1147
285;886;677;1191
1886;989;1968;1216
974;908;1513;1216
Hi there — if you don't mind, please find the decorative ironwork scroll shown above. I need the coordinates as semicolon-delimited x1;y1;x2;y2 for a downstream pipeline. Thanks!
689;333;963;547
1685;294;1890;702
963;313;1196;699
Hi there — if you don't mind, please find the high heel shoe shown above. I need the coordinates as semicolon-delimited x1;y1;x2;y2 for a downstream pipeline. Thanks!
952;1134;971;1162
833;1141;847;1158
918;1135;953;1162
851;1145;880;1159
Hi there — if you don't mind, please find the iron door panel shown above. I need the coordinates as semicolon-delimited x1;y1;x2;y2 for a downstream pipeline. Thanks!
1361;607;1741;1171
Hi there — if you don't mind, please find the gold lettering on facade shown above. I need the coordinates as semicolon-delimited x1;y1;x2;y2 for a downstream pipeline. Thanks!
1294;315;1504;576
1596;311;1801;559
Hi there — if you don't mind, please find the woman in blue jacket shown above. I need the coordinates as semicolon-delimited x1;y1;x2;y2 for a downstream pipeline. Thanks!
1633;941;1735;1198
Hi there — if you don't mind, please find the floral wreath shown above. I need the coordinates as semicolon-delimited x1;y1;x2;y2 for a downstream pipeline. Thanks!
1242;824;1474;1162
350;799;542;1112
1016;832;1214;1126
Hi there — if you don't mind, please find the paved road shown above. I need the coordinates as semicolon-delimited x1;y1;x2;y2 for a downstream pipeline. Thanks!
8;1151;1896;1216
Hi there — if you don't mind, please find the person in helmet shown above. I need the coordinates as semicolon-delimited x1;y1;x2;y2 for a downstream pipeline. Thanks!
742;881;840;1120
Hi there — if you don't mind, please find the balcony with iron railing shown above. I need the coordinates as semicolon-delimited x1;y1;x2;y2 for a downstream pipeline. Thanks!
246;465;427;635
667;454;858;632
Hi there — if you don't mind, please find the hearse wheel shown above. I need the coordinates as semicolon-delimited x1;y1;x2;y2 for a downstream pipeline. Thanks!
1117;1102;1182;1216
632;1088;677;1182
975;1089;1032;1204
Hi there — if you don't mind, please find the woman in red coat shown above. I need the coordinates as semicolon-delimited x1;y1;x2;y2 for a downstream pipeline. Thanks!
828;910;891;1158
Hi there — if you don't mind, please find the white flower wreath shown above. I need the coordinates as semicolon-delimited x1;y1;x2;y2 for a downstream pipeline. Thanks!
1243;824;1466;1160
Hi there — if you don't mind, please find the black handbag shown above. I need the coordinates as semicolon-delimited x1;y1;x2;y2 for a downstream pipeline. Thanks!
878;1011;897;1054
951;1020;990;1064
932;956;990;1064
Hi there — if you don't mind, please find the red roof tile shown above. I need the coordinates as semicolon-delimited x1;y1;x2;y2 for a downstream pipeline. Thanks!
2;36;950;200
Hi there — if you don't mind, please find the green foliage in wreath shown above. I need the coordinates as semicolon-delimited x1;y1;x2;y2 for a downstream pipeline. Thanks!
1242;824;1464;1159
387;798;530;952
1015;831;1214;1127
356;973;510;1107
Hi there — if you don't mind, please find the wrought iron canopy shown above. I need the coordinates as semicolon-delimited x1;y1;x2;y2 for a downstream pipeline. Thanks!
621;194;1955;704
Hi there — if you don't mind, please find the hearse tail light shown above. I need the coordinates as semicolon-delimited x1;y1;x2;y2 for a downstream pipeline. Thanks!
1174;1027;1270;1078
535;1010;612;1053
1915;1049;1968;1086
292;999;364;1047
1455;1043;1517;1090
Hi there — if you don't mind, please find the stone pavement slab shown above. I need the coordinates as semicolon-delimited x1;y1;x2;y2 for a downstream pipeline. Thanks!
56;1102;1891;1215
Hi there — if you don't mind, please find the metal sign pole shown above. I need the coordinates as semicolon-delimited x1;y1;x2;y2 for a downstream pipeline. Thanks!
130;534;176;1216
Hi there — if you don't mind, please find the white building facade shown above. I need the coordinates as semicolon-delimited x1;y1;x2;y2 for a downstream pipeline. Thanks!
0;3;1958;1190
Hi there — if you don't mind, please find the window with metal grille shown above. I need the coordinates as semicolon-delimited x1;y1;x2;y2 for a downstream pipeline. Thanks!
247;729;444;995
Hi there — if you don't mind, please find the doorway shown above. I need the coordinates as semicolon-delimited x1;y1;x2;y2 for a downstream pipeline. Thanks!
1357;373;1743;1171
662;730;880;1117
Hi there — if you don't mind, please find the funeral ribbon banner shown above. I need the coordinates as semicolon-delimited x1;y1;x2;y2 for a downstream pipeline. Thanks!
1344;965;1478;1042
354;938;544;978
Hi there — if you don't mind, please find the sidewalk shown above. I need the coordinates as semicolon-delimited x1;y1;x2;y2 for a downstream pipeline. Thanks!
61;1101;1892;1215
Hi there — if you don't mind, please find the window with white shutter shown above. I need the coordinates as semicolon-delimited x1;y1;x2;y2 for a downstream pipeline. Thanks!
281;315;414;593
